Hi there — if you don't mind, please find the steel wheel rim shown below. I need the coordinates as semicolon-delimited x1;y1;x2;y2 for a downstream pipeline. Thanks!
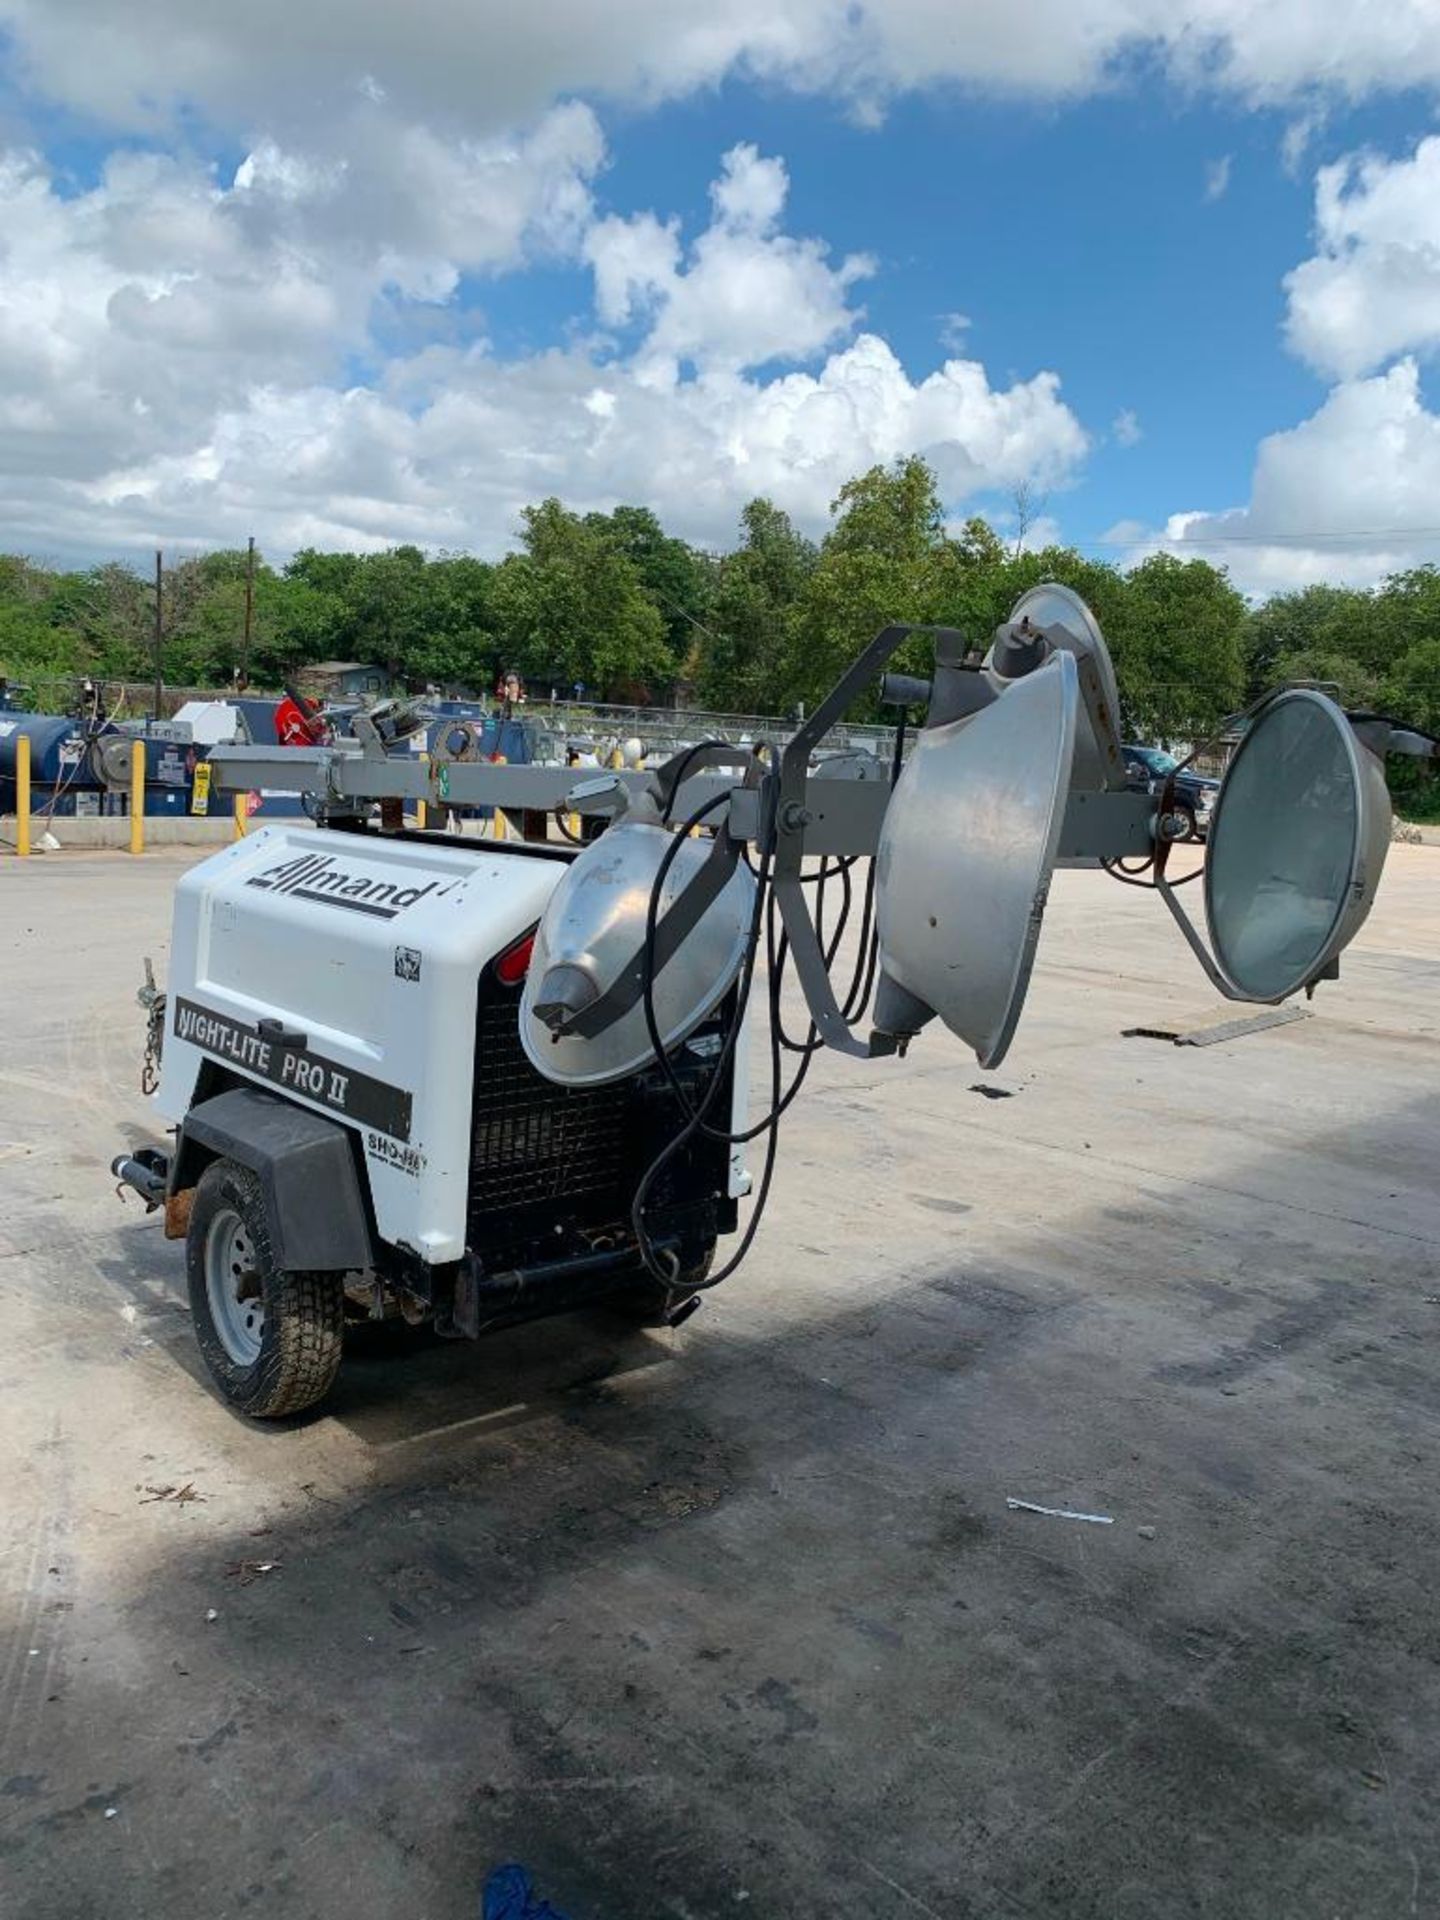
205;1207;265;1366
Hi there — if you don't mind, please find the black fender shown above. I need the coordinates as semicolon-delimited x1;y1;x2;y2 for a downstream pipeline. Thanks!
171;1087;373;1273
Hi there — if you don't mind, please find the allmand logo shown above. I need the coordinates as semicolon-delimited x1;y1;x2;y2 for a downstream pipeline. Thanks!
246;850;453;919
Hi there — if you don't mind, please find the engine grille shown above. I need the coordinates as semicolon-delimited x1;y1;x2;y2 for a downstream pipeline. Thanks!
468;997;632;1237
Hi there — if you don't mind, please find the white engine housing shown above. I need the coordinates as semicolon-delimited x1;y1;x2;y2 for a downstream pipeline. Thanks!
156;824;751;1267
159;826;571;1263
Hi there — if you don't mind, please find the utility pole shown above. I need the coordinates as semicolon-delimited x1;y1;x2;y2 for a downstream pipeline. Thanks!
241;535;255;689
153;550;164;722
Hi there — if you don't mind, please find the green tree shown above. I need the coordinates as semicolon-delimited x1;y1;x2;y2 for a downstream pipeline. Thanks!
1113;552;1247;741
1244;584;1387;702
490;499;670;698
419;553;496;689
277;545;497;687
696;498;816;711
1380;598;1440;818
585;506;711;673
784;458;965;709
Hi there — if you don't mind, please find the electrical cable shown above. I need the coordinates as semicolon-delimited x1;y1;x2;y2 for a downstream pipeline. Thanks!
651;714;907;1137
629;710;912;1285
769;857;854;1056
628;800;774;1284
1101;856;1205;889
659;738;734;824
35;683;131;832
760;706;905;1057
838;706;906;1020
629;785;854;1282
639;792;815;1145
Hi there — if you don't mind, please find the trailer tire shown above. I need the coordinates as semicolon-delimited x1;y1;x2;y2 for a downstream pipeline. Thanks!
607;1244;716;1328
186;1159;344;1418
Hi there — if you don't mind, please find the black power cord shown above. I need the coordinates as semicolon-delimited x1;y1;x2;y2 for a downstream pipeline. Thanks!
628;715;910;1286
628;794;775;1285
660;738;736;824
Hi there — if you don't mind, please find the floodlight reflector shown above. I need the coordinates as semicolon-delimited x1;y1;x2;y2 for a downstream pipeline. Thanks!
999;584;1123;790
874;649;1079;1068
520;820;756;1087
1204;688;1391;1001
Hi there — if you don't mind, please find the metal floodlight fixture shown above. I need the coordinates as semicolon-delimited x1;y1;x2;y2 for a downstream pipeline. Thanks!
873;650;1078;1069
520;778;758;1088
513;599;1405;1091
220;594;1411;1104
1159;686;1392;1003
988;582;1126;793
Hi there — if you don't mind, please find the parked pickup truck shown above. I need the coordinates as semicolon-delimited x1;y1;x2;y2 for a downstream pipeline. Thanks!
1122;744;1220;842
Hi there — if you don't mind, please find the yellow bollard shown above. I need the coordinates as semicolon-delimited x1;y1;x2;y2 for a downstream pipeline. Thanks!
234;793;248;840
129;738;146;855
15;732;30;858
417;751;429;830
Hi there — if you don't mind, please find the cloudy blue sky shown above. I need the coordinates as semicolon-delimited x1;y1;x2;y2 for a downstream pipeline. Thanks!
2;1;1440;593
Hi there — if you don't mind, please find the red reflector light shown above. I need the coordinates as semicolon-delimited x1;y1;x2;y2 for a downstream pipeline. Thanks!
494;933;535;985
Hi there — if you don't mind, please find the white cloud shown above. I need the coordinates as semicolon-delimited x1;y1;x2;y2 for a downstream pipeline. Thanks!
1112;408;1142;447
14;335;1088;561
1118;361;1440;594
9;1;1440;578
4;1;1440;145
0;140;1088;562
1280;111;1323;178
594;144;876;379
1284;136;1440;379
1000;511;1063;555
710;142;789;231
1132;127;1440;596
585;211;680;327
584;143;874;377
0;105;607;504
1204;154;1232;201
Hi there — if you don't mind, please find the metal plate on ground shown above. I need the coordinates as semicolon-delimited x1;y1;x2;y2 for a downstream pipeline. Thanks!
1175;1004;1313;1047
1122;1004;1313;1046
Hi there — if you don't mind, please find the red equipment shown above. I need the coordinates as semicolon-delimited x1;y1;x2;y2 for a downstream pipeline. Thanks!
276;688;326;747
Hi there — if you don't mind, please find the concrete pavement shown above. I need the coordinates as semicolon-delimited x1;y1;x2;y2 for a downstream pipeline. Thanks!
2;843;1438;1919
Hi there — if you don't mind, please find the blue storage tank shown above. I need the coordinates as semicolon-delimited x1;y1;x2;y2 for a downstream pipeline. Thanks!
0;712;91;810
0;711;86;784
2;714;206;816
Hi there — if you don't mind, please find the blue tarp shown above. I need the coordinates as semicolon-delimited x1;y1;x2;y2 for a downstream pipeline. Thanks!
482;1863;573;1920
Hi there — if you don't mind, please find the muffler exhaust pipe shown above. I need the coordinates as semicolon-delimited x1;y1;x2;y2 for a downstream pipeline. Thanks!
112;1152;168;1209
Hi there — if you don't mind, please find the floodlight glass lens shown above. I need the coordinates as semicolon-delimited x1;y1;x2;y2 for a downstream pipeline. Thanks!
1206;696;1359;999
